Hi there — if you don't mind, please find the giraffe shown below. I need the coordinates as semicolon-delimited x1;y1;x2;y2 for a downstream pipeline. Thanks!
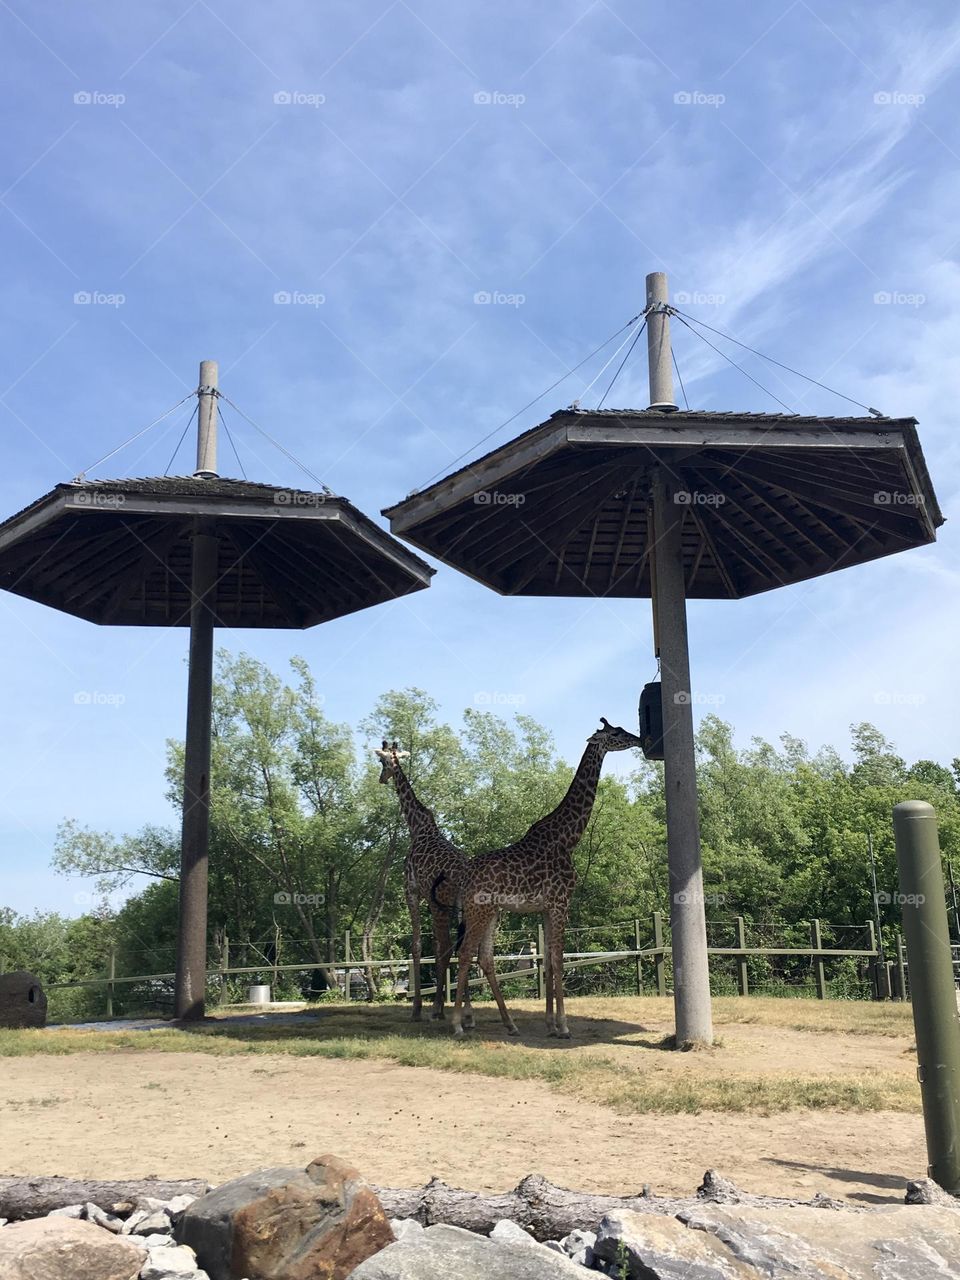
448;718;642;1039
374;741;472;1025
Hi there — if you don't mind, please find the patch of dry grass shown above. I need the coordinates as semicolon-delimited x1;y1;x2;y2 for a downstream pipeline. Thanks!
0;996;920;1116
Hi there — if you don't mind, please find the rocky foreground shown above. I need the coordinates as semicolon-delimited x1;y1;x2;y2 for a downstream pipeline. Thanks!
0;1158;957;1279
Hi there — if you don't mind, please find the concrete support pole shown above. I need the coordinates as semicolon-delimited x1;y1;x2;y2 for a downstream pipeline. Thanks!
651;466;713;1046
195;360;219;479
175;361;220;1020
893;801;960;1193
645;272;677;411
174;527;218;1020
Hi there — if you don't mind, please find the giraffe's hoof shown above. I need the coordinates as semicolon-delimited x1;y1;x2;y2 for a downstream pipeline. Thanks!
546;1027;558;1037
505;1023;519;1037
557;1028;571;1040
452;1026;466;1039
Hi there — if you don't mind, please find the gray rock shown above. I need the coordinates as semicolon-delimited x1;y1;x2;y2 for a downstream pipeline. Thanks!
905;1178;960;1207
137;1209;174;1235
543;1240;566;1254
348;1222;594;1278
121;1208;150;1235
47;1203;85;1219
594;1211;752;1279
390;1217;424;1242
697;1171;743;1205
85;1201;124;1233
137;1233;177;1247
0;1216;147;1280
491;1218;539;1246
140;1243;201;1278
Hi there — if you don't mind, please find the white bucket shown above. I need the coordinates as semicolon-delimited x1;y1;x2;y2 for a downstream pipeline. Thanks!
248;984;271;1004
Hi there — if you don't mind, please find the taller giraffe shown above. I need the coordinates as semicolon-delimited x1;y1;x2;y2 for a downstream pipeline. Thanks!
448;718;642;1039
374;741;472;1024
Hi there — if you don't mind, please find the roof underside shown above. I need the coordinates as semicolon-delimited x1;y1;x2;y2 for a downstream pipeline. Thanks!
0;477;433;627
384;411;943;600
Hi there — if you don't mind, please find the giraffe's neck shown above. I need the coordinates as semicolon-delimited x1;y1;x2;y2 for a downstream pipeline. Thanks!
392;764;440;844
526;741;606;851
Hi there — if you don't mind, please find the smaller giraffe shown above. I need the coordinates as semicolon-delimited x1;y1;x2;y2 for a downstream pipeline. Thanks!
451;718;642;1039
375;741;472;1025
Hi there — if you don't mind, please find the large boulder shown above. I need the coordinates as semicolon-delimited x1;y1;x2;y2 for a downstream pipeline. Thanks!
0;971;46;1028
0;1215;146;1279
177;1154;393;1280
346;1223;593;1278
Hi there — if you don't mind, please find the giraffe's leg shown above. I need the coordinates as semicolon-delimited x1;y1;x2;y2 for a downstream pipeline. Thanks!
542;912;556;1036
452;918;483;1037
549;907;571;1038
406;881;423;1022
429;906;451;1020
478;916;519;1037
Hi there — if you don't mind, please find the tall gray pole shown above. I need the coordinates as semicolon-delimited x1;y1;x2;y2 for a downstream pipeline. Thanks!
893;801;960;1192
646;271;712;1045
195;359;219;479
651;468;714;1046
175;362;220;1020
646;272;677;411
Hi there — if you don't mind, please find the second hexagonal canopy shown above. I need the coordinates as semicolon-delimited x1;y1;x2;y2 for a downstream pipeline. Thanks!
383;409;942;600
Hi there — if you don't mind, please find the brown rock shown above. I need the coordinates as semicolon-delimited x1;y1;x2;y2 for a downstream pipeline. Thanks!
178;1154;394;1280
0;1216;145;1279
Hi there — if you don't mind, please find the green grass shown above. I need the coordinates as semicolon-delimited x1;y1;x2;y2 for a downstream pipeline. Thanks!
0;996;921;1117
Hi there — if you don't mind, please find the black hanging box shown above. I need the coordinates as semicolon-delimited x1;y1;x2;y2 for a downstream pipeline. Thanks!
638;682;664;760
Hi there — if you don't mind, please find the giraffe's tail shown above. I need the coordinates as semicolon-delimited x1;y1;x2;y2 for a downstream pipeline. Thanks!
432;872;466;950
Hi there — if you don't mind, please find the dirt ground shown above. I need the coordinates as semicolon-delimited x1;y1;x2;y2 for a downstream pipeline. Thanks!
0;1014;926;1206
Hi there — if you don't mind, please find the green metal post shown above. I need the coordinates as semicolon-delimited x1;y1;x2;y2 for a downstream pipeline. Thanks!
344;930;351;1001
735;917;749;997
105;944;116;1019
537;922;546;1001
219;932;230;1006
893;800;960;1193
633;919;643;996
652;911;666;997
811;919;826;999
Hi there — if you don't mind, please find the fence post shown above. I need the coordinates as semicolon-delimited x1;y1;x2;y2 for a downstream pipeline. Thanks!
445;959;452;1006
896;931;907;1001
866;920;881;998
537;923;545;1001
219;932;230;1006
344;930;351;1001
652;911;666;997
633;919;643;996
893;800;960;1193
105;944;116;1019
735;917;749;997
810;919;826;999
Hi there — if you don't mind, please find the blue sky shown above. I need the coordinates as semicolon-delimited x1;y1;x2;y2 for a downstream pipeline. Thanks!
1;1;958;916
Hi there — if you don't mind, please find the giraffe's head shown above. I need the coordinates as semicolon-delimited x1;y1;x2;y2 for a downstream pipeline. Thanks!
374;739;410;784
587;717;644;754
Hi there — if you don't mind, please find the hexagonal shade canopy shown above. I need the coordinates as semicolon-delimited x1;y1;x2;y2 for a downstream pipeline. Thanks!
0;476;433;627
383;409;943;600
